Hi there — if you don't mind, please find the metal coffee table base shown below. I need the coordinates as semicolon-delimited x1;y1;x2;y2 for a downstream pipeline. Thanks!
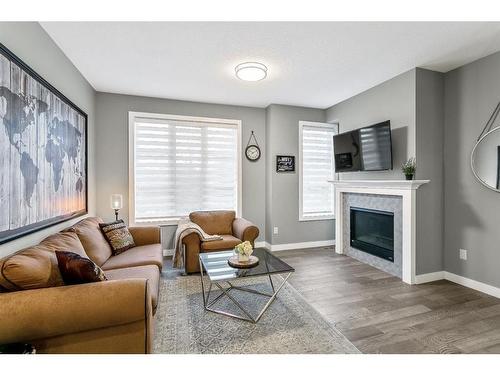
199;261;292;323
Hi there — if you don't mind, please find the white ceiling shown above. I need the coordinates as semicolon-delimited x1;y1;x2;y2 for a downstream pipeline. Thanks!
41;22;500;109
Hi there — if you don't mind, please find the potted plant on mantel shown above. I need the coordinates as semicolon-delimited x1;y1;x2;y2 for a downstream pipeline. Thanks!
401;157;416;180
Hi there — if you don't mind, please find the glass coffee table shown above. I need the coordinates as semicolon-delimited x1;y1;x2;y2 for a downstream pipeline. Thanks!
199;248;295;323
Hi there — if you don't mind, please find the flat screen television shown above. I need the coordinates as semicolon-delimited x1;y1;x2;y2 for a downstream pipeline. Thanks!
333;120;393;172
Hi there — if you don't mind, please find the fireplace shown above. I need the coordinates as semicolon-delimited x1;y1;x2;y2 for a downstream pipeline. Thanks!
350;207;394;262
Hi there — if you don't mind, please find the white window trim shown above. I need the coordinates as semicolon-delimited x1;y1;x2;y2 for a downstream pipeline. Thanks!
298;120;339;222
128;111;242;227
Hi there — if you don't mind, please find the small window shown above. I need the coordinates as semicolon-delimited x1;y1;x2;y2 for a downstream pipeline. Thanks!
299;121;338;221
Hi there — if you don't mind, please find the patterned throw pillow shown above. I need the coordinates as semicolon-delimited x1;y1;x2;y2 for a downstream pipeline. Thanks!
55;251;107;285
99;220;136;255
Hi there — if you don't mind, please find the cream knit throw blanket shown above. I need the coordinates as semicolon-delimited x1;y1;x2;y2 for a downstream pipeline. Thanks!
173;217;222;268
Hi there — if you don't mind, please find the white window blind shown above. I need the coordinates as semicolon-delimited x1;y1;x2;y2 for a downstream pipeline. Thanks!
299;121;338;221
130;113;241;224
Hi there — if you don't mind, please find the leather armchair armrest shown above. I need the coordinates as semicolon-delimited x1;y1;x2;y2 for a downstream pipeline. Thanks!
0;279;152;345
182;232;202;274
129;226;161;246
232;218;259;245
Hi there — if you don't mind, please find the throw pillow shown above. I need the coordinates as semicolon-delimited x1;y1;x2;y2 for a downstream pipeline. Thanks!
55;251;107;285
99;220;136;255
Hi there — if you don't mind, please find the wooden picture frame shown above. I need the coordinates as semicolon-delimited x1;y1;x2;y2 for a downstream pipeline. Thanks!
0;42;88;244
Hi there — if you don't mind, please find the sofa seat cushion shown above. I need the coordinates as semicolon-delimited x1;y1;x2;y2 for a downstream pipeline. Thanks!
189;210;235;235
69;217;113;266
101;244;163;271
105;265;160;310
0;232;87;292
200;235;241;251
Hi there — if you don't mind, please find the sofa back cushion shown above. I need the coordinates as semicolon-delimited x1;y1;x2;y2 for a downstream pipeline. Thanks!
189;210;235;235
69;217;113;266
0;231;87;292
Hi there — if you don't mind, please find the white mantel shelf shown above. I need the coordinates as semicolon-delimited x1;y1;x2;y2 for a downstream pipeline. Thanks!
332;179;430;285
328;180;430;190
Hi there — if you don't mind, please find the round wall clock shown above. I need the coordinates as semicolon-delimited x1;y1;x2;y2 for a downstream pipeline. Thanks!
245;130;261;162
245;144;261;161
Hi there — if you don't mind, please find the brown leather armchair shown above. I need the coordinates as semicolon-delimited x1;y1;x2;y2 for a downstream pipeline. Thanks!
182;210;259;273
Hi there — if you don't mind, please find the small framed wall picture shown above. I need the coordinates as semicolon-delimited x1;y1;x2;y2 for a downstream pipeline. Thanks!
276;155;295;172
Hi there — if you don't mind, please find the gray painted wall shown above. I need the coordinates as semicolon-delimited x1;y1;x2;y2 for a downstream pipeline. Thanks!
326;69;416;180
415;68;445;274
326;68;445;275
265;104;333;245
444;50;500;288
0;22;96;258
95;92;266;247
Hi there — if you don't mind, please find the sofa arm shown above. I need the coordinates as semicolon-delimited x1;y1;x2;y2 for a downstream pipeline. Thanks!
0;279;151;346
232;218;259;245
129;226;161;246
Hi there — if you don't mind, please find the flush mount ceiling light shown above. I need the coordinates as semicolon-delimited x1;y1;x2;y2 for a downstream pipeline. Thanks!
235;62;268;81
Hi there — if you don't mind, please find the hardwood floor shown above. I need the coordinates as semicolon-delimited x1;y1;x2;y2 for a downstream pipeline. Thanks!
277;247;500;354
163;247;500;353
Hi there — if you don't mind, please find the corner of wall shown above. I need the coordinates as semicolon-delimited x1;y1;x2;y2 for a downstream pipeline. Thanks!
415;67;445;274
264;105;273;244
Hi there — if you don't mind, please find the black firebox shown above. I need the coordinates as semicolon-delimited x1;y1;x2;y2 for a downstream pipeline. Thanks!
350;207;394;262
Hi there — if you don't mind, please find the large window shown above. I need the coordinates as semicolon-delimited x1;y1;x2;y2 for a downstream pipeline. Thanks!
129;112;241;225
299;121;339;221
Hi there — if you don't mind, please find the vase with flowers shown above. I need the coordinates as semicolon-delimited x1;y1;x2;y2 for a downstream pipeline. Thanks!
401;157;416;180
234;241;253;262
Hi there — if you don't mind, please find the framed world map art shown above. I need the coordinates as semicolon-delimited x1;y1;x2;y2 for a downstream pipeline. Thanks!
0;43;87;244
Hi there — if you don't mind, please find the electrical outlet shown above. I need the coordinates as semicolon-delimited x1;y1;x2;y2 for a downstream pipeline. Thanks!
459;248;468;260
273;226;279;235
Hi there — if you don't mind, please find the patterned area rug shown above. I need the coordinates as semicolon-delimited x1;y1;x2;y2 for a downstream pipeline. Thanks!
153;274;359;354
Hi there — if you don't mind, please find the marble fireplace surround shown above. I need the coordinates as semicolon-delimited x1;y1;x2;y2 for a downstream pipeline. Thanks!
330;180;430;284
344;193;403;278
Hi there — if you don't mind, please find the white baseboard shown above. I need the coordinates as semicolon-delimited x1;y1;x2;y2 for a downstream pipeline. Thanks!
254;241;266;248
444;271;500;299
414;271;445;284
414;270;500;299
163;249;174;256
262;240;335;252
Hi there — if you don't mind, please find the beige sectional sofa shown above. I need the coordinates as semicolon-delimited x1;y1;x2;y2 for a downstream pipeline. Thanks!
0;217;162;354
